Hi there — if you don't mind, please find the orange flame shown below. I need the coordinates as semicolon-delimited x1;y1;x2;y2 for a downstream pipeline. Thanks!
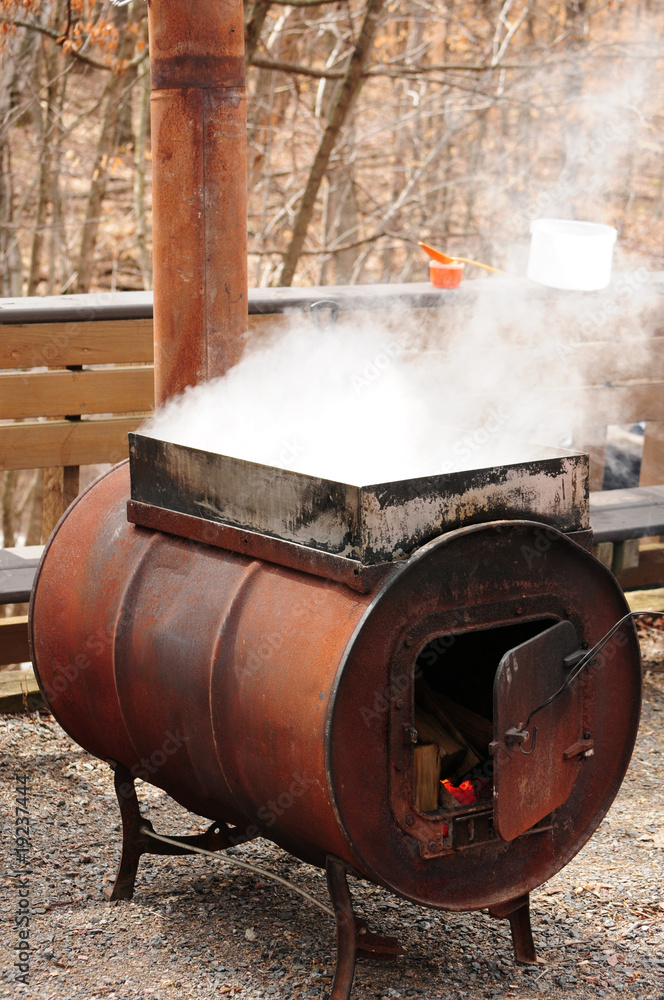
441;778;478;806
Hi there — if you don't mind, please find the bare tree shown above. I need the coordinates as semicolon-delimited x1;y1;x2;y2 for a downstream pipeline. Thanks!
0;0;663;291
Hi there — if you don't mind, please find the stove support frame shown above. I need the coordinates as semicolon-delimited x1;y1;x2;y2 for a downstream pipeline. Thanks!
488;895;538;964
103;762;250;901
325;857;406;999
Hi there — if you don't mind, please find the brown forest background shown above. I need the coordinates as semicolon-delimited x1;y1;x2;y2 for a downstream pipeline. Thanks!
0;0;663;295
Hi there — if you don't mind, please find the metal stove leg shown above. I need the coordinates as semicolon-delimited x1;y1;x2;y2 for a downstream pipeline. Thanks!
325;857;358;1000
104;763;146;900
488;893;537;965
103;761;239;902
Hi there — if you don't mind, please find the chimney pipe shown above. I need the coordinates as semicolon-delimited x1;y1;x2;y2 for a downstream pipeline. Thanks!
148;0;247;407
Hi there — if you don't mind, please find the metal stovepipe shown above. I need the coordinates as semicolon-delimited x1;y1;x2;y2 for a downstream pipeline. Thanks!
149;0;247;405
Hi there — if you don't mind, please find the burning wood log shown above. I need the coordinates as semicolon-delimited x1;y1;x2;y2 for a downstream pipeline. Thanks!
413;743;440;812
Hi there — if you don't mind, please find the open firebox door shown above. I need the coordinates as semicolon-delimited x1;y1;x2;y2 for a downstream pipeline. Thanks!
493;621;591;842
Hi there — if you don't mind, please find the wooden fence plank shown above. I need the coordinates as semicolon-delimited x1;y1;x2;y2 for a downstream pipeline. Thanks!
2;380;662;473
0;319;154;367
4;314;659;389
0;417;143;470
616;541;664;589
0;366;155;419
0;670;44;712
439;382;664;426
0;313;286;369
0;615;30;666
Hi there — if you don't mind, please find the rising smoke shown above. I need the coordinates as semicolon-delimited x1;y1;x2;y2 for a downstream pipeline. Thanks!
143;271;659;486
144;35;662;487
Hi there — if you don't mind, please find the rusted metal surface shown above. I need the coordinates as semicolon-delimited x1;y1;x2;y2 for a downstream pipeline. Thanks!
130;432;590;562
149;0;247;405
492;621;582;842
334;519;641;910
30;464;371;868
126;499;396;593
30;465;641;915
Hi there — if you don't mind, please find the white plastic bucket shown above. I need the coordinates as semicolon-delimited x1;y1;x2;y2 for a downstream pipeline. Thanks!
527;219;617;291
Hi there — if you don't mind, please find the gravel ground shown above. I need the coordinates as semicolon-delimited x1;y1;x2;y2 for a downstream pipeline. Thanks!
1;629;663;1000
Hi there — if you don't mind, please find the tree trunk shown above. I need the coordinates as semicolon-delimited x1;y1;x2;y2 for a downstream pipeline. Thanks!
133;52;152;289
277;0;387;286
320;165;359;284
27;0;67;295
0;23;38;295
245;0;272;66
73;11;137;293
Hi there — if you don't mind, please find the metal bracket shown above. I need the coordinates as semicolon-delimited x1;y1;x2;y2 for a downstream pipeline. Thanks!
310;299;339;330
505;726;538;755
505;727;530;745
402;724;419;745
563;738;595;760
325;857;405;1000
563;648;593;670
488;893;538;965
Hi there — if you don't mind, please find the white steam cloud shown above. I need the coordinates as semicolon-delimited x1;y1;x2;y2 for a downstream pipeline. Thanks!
143;272;658;486
143;27;663;488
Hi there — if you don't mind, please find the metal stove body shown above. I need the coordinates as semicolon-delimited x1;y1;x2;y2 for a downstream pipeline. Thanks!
30;435;641;996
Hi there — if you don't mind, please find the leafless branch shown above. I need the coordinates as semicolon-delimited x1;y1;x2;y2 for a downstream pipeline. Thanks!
4;17;148;73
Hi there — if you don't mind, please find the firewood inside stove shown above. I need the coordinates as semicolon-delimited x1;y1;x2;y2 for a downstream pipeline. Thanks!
436;692;493;750
413;679;493;805
413;743;440;812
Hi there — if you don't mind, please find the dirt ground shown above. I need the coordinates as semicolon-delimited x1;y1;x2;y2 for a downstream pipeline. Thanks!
1;628;663;1000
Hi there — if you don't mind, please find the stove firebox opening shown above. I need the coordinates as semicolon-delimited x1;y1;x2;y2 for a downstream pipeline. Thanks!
411;619;558;823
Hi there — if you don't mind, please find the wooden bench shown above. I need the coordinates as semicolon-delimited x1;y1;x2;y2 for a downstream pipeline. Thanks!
2;280;664;684
590;486;664;584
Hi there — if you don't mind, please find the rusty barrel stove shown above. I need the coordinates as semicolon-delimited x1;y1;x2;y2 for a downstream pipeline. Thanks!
28;2;642;998
30;442;642;997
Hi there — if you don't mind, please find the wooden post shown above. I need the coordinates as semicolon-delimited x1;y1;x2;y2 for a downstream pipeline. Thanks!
42;362;82;541
640;421;664;487
42;465;79;541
